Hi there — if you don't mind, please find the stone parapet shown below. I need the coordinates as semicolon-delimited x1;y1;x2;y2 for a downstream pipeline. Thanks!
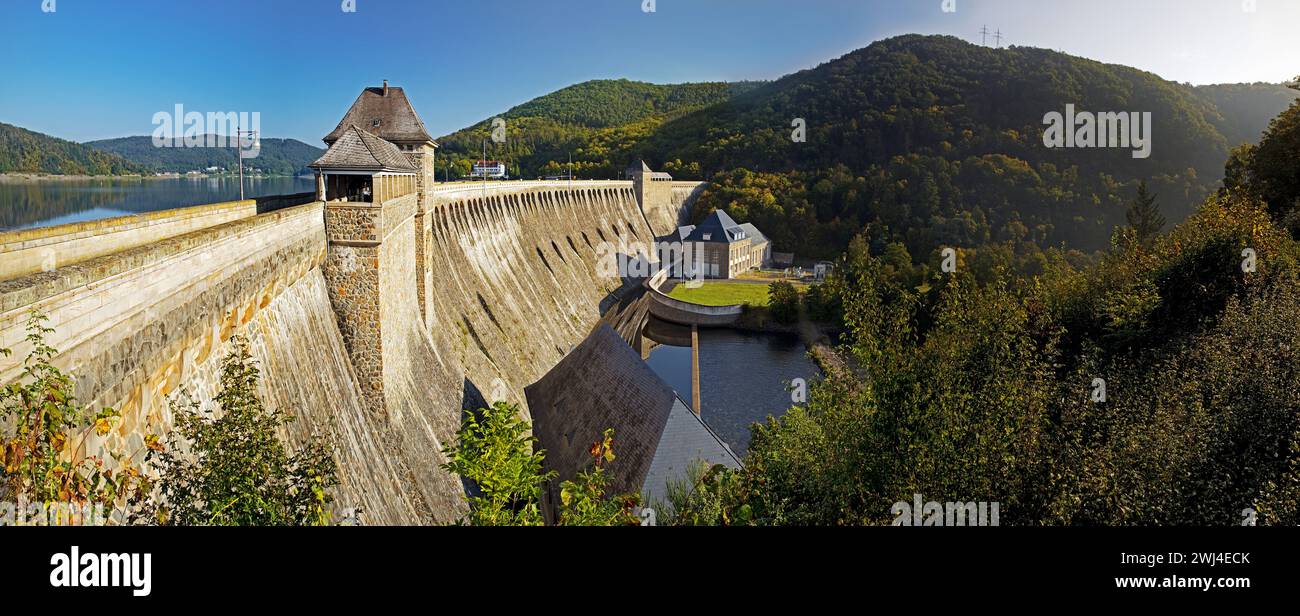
0;198;256;282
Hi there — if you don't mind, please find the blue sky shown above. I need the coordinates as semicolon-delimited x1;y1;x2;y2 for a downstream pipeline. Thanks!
2;0;1296;144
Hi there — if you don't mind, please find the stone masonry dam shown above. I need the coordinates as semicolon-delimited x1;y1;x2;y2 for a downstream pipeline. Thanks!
0;180;704;525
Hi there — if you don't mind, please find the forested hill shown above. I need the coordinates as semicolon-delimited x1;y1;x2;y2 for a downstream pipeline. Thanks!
0;122;146;175
435;79;763;179
638;35;1265;256
85;136;323;176
1194;82;1300;146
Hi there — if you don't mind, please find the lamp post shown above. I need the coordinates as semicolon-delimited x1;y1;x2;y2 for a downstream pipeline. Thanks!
235;128;258;201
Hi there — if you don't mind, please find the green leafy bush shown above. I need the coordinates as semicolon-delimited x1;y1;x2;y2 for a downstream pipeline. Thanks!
441;401;553;526
1;312;146;521
143;337;337;526
767;281;800;324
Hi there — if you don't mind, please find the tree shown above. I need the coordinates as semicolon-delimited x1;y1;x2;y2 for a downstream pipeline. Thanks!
1245;100;1300;232
1126;181;1166;243
767;281;801;324
143;337;338;526
442;406;640;526
664;190;1300;526
1;312;146;523
441;402;553;526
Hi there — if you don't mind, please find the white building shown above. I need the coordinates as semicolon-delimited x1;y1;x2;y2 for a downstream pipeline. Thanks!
471;160;507;179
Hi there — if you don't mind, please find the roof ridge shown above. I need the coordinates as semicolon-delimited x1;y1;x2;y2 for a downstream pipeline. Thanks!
350;124;384;166
673;392;743;467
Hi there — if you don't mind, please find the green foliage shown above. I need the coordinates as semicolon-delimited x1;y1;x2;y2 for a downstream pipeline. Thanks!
441;407;639;526
671;191;1300;525
0;122;146;175
143;337;337;526
661;461;754;526
556;429;640;526
0;312;146;517
440;401;553;526
767;281;800;324
1125;181;1166;243
436;79;761;180
1239;99;1300;232
1193;82;1300;146
84;136;324;176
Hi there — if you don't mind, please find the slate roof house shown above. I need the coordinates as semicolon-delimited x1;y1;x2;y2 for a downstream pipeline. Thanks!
311;80;437;204
525;325;741;522
675;210;771;279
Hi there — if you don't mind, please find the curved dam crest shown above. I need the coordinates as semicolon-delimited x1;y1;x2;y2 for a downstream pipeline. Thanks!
0;180;701;524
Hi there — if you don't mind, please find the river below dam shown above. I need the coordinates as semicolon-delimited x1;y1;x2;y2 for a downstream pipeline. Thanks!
0;176;316;231
643;328;821;456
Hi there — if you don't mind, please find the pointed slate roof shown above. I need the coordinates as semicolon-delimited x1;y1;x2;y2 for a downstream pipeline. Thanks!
310;125;418;172
323;84;436;147
683;209;750;243
738;223;768;244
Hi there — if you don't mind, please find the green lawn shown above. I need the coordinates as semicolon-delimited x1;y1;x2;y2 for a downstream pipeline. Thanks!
667;281;773;307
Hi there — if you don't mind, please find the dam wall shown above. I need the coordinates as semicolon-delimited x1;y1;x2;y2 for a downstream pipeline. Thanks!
0;178;704;525
419;180;702;417
424;184;649;419
0;201;443;524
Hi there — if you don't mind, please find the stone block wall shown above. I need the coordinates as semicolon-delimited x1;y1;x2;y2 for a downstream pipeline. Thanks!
408;146;437;325
0;202;325;481
0;178;704;525
322;202;385;415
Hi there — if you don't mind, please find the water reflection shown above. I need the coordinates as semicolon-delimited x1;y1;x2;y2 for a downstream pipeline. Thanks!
0;176;315;231
643;325;820;455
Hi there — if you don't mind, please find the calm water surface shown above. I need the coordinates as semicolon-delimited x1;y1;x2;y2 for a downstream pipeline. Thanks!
0;176;315;231
644;328;820;455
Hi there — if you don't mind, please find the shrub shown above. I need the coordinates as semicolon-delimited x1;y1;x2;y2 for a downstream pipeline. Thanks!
142;337;337;526
1;312;146;523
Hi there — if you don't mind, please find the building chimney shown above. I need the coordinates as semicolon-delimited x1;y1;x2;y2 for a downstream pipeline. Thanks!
382;80;389;96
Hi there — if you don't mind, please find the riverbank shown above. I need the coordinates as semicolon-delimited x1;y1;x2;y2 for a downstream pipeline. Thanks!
0;172;152;183
0;172;303;183
730;303;851;379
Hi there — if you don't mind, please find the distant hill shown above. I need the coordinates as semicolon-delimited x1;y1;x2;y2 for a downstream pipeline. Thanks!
85;136;324;176
1194;82;1300;146
436;79;764;179
0;122;146;175
434;37;1298;257
631;35;1256;255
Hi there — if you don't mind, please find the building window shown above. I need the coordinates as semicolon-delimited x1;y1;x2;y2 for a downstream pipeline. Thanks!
372;119;382;128
702;233;712;241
